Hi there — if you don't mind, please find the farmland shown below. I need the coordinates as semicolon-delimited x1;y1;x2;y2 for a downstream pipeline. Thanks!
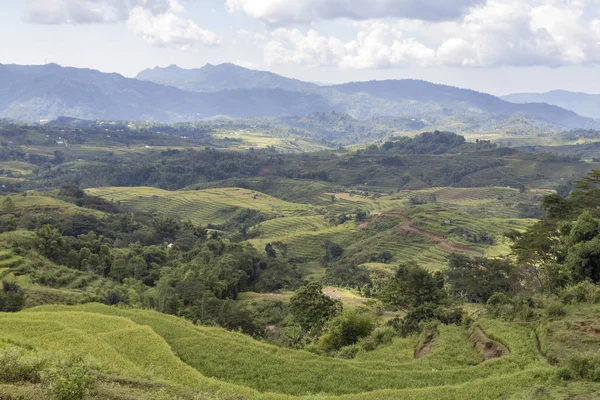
0;125;598;400
0;302;598;399
84;185;545;273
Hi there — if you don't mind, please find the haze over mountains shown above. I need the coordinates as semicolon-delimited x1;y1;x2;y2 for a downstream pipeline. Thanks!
502;90;600;119
137;63;317;93
1;62;599;131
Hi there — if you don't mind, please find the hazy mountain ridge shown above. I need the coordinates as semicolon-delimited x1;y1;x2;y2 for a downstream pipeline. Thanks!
502;90;600;119
135;64;600;129
0;64;330;122
136;63;316;93
1;63;599;130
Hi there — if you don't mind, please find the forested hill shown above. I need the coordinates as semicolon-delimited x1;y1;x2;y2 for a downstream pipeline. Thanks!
332;80;595;128
503;90;600;119
136;63;317;93
1;63;599;132
27;131;587;191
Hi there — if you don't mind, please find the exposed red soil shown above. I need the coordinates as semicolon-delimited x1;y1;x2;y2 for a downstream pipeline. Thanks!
586;326;600;337
469;327;509;360
414;340;434;359
377;212;482;254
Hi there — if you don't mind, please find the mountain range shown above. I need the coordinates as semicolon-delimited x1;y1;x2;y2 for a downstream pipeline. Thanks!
502;90;600;119
0;62;598;132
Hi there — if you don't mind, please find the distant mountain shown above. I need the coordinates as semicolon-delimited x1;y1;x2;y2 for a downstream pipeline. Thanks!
0;64;329;122
1;63;599;131
136;63;316;93
331;80;598;129
502;90;600;119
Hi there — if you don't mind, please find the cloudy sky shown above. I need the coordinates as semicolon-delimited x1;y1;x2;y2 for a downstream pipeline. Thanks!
1;0;600;95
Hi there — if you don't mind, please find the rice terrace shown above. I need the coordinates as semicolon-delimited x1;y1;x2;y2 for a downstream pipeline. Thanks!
3;4;600;398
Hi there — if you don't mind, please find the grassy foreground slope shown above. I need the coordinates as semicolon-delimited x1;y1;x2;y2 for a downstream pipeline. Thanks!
0;303;562;399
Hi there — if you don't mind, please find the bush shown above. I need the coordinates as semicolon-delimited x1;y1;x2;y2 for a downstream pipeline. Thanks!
566;355;600;382
319;310;375;352
555;366;573;381
0;346;47;383
561;281;600;304
544;300;566;318
336;344;361;359
41;355;96;400
0;280;26;312
399;305;437;336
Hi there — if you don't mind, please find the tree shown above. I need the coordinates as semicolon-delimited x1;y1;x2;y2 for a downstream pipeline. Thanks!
382;263;445;310
445;254;521;302
0;280;26;312
354;209;368;223
319;310;375;351
574;169;600;190
322;241;343;263
36;225;66;261
109;256;131;283
565;238;600;283
569;211;600;245
152;215;180;242
289;281;341;334
1;197;15;215
265;243;277;258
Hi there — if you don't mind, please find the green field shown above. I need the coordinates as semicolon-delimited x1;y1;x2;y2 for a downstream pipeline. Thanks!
86;187;316;225
0;303;579;399
85;185;548;277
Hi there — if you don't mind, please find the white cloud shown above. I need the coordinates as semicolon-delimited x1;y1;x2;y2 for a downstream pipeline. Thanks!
235;60;262;70
23;0;220;50
226;0;486;24
263;0;600;68
235;29;266;45
24;0;106;24
128;7;220;50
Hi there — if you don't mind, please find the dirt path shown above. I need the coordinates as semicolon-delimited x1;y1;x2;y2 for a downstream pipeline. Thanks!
586;326;600;337
414;340;434;359
469;327;509;360
377;212;481;254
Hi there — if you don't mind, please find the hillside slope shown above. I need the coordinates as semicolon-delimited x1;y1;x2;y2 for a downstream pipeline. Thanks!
502;90;600;119
331;80;598;129
0;303;557;399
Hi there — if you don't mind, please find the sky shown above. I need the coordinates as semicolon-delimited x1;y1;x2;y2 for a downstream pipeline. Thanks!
1;0;600;95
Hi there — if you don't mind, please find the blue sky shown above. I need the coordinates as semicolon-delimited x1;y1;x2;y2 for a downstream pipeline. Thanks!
1;0;600;95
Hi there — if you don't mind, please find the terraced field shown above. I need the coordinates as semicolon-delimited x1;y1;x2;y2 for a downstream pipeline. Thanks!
85;185;545;273
347;229;454;270
249;216;330;237
0;303;564;399
87;187;316;225
6;192;105;217
249;224;358;261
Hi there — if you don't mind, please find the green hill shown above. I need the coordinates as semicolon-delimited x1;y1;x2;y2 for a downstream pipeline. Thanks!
1;302;598;399
0;303;570;399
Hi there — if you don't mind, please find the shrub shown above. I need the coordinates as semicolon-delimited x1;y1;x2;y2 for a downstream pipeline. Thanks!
555;366;573;381
544;300;566;318
0;346;47;384
0;280;26;312
41;355;96;400
561;281;600;304
370;326;396;347
399;304;437;336
566;355;600;382
337;344;361;359
319;310;375;352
